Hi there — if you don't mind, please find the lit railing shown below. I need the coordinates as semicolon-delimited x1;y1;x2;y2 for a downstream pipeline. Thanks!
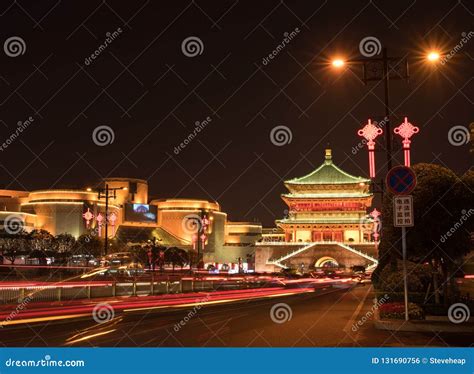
257;240;376;246
266;242;378;269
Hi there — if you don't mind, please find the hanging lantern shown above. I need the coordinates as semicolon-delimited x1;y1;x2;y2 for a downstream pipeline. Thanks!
200;233;207;249
108;211;117;236
358;119;383;178
96;213;104;237
394;117;419;167
82;208;94;228
369;208;382;251
369;208;381;241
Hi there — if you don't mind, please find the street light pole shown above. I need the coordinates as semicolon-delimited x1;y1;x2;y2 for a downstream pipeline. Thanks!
104;184;109;256
382;47;392;172
332;48;410;178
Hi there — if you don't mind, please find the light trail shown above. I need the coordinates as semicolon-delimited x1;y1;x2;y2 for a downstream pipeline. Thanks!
0;279;355;326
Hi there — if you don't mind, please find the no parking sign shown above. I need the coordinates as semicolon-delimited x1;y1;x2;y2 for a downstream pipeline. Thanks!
386;166;417;195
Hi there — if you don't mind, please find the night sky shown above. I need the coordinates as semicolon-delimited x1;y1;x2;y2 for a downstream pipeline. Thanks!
0;1;472;226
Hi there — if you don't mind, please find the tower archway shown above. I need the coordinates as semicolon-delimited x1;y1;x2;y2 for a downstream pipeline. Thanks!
315;256;339;268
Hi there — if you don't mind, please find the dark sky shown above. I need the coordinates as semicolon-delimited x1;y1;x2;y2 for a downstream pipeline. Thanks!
0;0;472;226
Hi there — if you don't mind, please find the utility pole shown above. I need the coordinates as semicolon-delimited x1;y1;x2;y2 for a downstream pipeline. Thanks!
95;184;128;256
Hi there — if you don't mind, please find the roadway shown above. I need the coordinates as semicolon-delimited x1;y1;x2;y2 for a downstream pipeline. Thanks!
1;283;471;347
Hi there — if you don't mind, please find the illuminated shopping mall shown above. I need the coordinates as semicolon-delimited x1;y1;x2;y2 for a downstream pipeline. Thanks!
0;150;378;272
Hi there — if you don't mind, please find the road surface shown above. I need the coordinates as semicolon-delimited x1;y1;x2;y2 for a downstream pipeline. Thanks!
0;284;471;347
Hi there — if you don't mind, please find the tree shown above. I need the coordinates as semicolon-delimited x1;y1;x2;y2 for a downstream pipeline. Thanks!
73;234;103;258
27;229;54;252
0;229;29;264
165;247;189;271
29;249;48;266
55;233;76;253
374;163;471;304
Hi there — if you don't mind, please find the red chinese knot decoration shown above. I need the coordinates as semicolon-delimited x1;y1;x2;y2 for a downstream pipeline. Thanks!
82;208;94;228
96;213;104;237
358;119;383;178
394;117;419;167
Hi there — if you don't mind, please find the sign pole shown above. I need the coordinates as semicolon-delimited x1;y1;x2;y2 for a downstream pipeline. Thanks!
387;166;417;322
401;226;409;321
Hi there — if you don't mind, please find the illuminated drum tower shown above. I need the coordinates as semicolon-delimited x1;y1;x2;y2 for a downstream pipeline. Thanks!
277;149;374;244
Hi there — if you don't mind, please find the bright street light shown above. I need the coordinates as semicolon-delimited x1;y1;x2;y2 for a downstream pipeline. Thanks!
427;51;441;62
332;59;345;68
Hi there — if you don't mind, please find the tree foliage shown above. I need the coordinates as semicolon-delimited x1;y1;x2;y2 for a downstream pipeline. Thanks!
373;163;472;303
73;234;103;257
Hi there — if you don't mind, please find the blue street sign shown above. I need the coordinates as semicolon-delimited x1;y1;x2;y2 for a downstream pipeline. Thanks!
386;166;417;195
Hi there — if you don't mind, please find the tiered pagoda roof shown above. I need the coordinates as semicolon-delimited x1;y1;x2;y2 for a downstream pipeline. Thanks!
285;150;369;186
283;149;371;198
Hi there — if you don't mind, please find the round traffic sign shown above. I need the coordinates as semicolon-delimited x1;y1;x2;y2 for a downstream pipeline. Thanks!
386;166;417;195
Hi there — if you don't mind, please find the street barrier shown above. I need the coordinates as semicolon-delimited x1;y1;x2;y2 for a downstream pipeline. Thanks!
0;278;272;304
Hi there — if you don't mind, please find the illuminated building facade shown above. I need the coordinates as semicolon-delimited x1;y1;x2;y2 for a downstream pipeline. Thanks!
277;149;373;244
256;149;378;272
0;179;261;270
0;150;378;272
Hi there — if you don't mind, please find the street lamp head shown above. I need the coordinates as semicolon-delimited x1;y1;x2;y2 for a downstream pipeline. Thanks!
86;187;92;192
332;59;345;68
427;51;440;62
122;187;128;191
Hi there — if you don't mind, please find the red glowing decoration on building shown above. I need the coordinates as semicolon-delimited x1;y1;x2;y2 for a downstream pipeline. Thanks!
357;119;383;178
82;208;94;228
394;117;419;167
96;213;104;237
108;212;117;236
369;208;382;245
200;215;210;250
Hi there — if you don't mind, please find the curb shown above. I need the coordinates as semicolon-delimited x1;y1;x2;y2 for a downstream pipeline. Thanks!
374;318;474;333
